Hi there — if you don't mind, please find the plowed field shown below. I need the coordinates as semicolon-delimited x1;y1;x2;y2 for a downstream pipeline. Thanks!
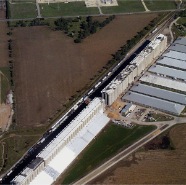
92;124;186;184
12;14;158;127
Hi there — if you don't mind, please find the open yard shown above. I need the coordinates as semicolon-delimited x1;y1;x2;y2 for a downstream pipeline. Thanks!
144;0;177;11
101;0;145;14
12;14;158;128
39;2;99;17
92;124;186;184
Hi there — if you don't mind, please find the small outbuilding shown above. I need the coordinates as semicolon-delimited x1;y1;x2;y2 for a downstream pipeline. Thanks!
121;103;136;116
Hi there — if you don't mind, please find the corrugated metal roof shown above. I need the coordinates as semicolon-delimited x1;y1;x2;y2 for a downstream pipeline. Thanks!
102;34;166;94
130;83;186;105
157;56;186;70
140;73;186;92
30;113;109;185
122;91;184;115
169;44;186;54
121;103;133;114
148;65;186;80
38;98;102;160
174;37;186;46
163;50;186;61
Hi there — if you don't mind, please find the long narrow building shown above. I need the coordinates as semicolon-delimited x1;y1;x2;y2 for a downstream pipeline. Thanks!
11;98;110;185
101;34;167;106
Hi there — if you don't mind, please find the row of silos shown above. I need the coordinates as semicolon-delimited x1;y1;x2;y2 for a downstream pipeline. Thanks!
101;34;167;106
11;98;104;185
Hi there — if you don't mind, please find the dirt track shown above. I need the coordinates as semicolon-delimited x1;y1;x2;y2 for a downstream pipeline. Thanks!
12;14;158;127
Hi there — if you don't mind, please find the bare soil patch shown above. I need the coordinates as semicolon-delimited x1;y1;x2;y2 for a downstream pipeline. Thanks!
12;14;157;127
92;124;186;184
0;104;11;131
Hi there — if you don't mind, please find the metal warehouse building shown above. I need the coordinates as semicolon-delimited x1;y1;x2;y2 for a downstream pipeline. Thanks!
174;37;186;46
163;50;186;61
156;56;186;70
140;74;186;92
131;83;186;105
148;65;186;81
122;91;185;115
169;43;186;54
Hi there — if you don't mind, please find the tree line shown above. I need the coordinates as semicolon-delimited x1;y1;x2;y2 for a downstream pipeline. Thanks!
54;15;115;43
110;15;165;63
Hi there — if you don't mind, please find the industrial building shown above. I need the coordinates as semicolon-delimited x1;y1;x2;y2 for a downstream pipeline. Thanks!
140;73;186;92
101;34;167;106
125;37;186;115
163;50;186;61
169;43;186;54
156;56;186;70
162;50;186;61
121;103;136;116
11;98;110;185
130;83;186;105
122;91;185;115
148;65;186;81
174;37;186;46
140;37;186;93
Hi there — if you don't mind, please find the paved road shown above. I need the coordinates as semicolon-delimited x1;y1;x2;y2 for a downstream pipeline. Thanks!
141;0;150;12
36;0;42;18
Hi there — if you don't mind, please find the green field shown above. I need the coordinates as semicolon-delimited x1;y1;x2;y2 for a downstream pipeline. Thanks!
0;135;41;174
0;67;10;104
177;17;186;25
40;2;99;17
7;0;178;19
7;2;37;19
172;15;186;38
0;125;48;175
144;0;177;11
61;123;156;184
101;0;145;14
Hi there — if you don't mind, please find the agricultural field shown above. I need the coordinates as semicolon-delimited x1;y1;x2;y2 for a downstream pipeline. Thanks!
92;124;186;184
101;0;145;14
12;14;158;128
144;0;177;11
57;123;155;185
